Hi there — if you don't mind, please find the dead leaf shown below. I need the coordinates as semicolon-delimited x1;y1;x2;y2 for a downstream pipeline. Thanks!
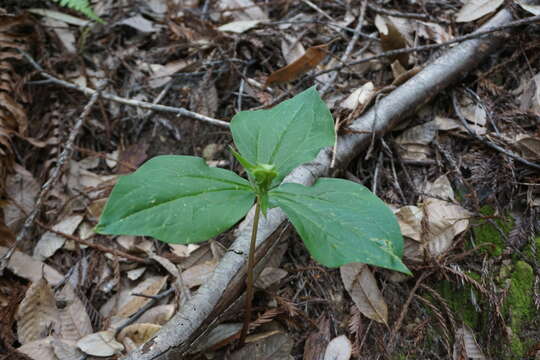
456;0;504;23
182;260;218;288
117;276;168;318
116;143;149;174
266;44;328;86
519;72;540;115
16;277;59;344
340;263;388;324
516;0;540;15
52;338;84;360
76;330;124;357
135;304;175;325
33;215;83;261
229;332;293;360
0;246;64;286
194;323;243;352
396;121;438;160
323;335;352;360
374;15;410;66
255;267;288;289
147;60;194;89
218;20;260;33
118;15;157;33
217;0;268;21
127;267;146;281
513;134;540;160
453;326;486;359
118;323;161;345
340;82;376;111
394;205;423;242
4;164;40;232
17;336;56;360
304;316;330;360
57;284;93;341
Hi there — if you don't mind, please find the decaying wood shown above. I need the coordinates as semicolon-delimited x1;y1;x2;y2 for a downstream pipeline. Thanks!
125;7;521;360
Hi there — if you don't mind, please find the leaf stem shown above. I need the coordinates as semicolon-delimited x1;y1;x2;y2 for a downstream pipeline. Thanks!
239;198;261;346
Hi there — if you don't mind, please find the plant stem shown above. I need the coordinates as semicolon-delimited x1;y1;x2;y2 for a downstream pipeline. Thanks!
239;199;261;346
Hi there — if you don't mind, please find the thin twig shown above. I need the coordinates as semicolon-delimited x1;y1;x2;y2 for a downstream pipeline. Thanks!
0;87;104;272
35;220;149;264
366;3;451;24
320;1;368;95
19;50;230;129
451;91;540;170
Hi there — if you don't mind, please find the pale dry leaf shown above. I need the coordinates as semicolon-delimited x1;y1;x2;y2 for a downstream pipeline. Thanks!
340;263;388;324
100;275;163;317
117;276;168;318
397;121;438;146
0;246;63;286
456;0;504;22
148;59;193;88
17;336;56;360
52;338;84;360
229;332;293;360
435;116;486;135
394;205;423;242
57;284;93;341
374;15;410;66
218;20;260;33
27;8;90;26
424;198;470;256
458;96;487;126
135;304;175;325
16;277;59;344
304;316;330;360
323;335;352;360
118;15;157;33
514;134;540;160
127;267;146;281
515;0;540;15
77;330;124;357
422;175;455;200
281;34;305;66
403;238;424;262
118;323;161;345
417;21;453;44
217;0;268;21
519;72;540;115
5;164;39;232
43;17;76;53
341;82;376;111
194;323;243;352
182;260;218;288
33;215;83;261
453;326;486;359
146;251;185;294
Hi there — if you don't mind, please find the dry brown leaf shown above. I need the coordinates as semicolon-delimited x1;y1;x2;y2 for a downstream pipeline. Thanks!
4;164;40;232
57;284;93;341
323;335;352;360
16;277;59;344
0;246;63;285
116;143;149;174
76;330;124;357
135;304;175;325
255;267;288;289
340;263;388;324
117;276;168;318
340;82;376;112
51;338;84;360
394;205;423;242
17;336;56;360
229;332;293;360
396;121;438;161
182;260;218;288
304;316;330;360
194;323;243;352
456;0;504;23
118;323;161;345
265;44;329;87
514;134;540;160
33;215;83;261
374;15;410;66
453;326;486;359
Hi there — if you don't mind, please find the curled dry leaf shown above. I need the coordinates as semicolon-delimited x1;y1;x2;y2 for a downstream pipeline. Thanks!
265;44;328;87
16;277;59;344
57;284;93;341
17;336;56;360
456;0;504;23
323;335;352;360
0;246;63;286
77;330;124;357
118;323;161;345
394;205;423;242
33;215;83;261
340;263;388;324
340;82;376;111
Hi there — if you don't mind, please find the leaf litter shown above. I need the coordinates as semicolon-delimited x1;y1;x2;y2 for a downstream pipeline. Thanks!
0;0;539;359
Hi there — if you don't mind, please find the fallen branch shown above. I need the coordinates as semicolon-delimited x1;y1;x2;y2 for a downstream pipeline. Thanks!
19;51;230;129
126;7;524;360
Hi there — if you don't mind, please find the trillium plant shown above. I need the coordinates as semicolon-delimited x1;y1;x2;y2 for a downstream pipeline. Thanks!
95;87;410;343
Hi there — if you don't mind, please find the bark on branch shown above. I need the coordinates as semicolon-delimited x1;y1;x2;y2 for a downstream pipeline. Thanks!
126;6;522;360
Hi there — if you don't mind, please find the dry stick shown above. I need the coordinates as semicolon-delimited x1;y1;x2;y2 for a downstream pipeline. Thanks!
319;0;368;96
125;6;522;360
35;220;148;264
451;91;540;170
18;51;230;129
366;2;451;24
0;88;103;272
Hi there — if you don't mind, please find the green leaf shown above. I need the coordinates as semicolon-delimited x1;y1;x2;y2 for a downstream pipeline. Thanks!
95;156;255;244
231;86;335;187
269;178;410;274
51;0;105;23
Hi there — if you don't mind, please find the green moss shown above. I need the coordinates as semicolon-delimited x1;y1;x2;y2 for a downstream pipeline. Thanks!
504;261;534;359
436;278;480;329
472;206;513;257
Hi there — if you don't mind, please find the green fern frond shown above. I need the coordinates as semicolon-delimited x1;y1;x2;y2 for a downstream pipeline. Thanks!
50;0;105;23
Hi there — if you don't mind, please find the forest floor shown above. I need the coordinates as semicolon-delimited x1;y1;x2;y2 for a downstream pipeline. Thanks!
0;1;539;359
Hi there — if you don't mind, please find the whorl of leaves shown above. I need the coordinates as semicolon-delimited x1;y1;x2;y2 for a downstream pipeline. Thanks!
50;0;104;23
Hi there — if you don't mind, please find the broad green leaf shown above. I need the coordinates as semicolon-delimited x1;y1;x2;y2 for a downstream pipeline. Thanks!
269;178;410;274
231;87;335;186
95;156;255;244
